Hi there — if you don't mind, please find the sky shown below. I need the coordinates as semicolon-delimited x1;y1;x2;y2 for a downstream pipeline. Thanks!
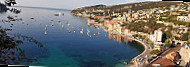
0;0;161;9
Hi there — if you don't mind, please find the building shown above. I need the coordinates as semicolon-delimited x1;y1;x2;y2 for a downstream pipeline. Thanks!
150;30;163;44
177;16;190;22
178;26;188;34
108;23;113;31
124;29;131;36
166;52;181;65
151;58;176;67
179;46;190;64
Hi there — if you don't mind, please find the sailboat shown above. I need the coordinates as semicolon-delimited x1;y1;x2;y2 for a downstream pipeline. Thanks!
45;24;48;30
80;28;83;34
51;22;54;26
61;24;64;29
87;32;89;36
44;31;47;35
87;29;90;33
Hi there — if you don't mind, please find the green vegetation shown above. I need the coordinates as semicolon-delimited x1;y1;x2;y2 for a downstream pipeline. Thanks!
4;0;17;6
132;34;142;38
186;42;190;46
0;27;43;64
181;33;189;41
71;1;181;15
164;39;171;48
150;49;160;54
121;20;165;34
160;15;190;27
0;3;8;12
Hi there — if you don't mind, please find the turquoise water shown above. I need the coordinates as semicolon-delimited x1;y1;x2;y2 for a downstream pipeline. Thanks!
0;7;144;67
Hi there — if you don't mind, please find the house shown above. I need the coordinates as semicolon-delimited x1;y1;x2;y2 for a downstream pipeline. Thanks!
151;58;176;67
124;29;131;36
108;22;113;31
170;12;180;15
177;16;190;22
178;25;188;34
117;26;122;34
104;20;110;29
121;27;125;35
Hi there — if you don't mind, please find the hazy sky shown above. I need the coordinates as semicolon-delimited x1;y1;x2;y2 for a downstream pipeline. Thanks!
0;0;161;9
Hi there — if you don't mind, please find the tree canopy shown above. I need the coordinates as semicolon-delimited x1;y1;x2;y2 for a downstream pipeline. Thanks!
4;0;16;6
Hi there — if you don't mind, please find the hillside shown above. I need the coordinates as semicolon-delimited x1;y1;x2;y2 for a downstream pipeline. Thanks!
71;1;182;14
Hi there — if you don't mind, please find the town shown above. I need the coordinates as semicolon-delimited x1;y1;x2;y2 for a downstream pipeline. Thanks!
71;1;190;67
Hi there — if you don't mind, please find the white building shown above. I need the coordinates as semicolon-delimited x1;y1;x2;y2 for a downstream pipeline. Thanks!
177;15;190;22
150;30;163;44
124;29;131;36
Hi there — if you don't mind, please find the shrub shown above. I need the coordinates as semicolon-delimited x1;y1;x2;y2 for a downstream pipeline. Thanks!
150;49;160;54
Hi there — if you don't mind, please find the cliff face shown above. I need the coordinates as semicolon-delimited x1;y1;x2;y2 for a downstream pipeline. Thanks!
71;1;181;14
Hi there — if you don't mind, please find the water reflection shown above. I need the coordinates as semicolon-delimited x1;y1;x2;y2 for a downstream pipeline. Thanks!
0;28;44;65
0;6;144;67
0;6;45;65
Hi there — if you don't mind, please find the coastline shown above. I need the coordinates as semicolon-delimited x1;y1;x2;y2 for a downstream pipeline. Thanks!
128;37;149;67
73;15;151;67
102;27;150;67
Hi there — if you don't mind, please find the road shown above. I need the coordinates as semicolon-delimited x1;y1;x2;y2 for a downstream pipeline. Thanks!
128;37;152;67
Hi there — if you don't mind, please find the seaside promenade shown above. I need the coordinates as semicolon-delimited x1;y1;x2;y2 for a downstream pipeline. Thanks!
78;16;153;67
129;37;152;67
100;25;152;67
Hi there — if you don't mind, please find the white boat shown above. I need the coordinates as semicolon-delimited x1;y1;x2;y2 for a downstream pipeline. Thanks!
45;24;48;30
87;29;90;33
87;32;89;36
67;23;70;26
52;22;54;26
80;28;83;34
44;31;47;35
61;24;64;29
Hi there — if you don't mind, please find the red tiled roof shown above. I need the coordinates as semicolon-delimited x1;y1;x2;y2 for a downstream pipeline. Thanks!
152;58;176;67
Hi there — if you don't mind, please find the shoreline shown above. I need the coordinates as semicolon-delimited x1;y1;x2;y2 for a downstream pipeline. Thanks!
82;16;150;67
128;37;149;67
70;14;151;67
103;28;149;67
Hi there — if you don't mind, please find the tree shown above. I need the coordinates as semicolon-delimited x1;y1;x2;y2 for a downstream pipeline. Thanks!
150;49;160;55
165;39;171;49
4;0;16;6
181;33;189;41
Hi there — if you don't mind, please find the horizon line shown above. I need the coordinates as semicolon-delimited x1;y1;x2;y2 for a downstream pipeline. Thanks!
10;6;72;11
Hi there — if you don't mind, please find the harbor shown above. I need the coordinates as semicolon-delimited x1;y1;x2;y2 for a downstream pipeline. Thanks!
0;6;144;67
